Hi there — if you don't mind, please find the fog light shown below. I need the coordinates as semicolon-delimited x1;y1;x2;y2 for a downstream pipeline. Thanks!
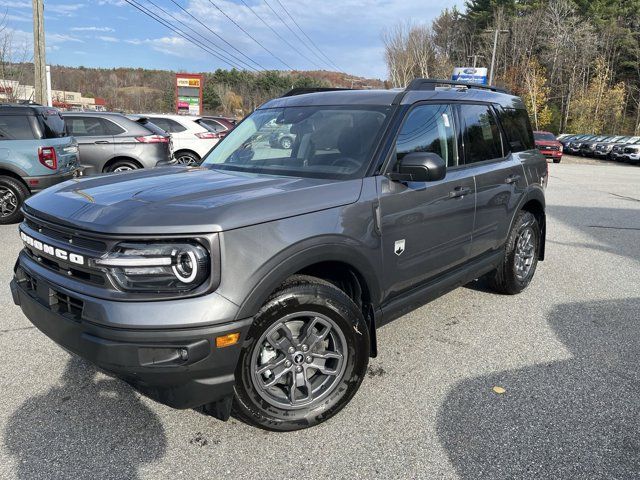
216;333;240;348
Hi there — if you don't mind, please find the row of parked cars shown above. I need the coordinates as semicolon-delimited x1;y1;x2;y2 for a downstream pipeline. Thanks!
0;103;236;224
558;133;640;163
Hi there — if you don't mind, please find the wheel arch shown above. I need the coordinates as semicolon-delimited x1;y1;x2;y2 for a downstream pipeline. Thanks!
0;168;30;191
512;187;546;261
102;156;143;173
236;245;380;319
173;149;201;160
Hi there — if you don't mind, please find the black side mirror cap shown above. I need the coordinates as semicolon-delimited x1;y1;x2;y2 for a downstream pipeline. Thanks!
391;152;447;182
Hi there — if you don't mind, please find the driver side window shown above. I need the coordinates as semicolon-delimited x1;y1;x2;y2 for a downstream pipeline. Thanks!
396;104;458;167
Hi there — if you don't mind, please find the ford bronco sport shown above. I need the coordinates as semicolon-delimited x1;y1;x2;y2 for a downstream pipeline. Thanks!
11;80;547;431
0;104;80;224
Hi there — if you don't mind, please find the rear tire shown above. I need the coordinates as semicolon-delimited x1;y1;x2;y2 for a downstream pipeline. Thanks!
232;275;370;431
0;176;28;225
488;211;540;295
106;160;139;173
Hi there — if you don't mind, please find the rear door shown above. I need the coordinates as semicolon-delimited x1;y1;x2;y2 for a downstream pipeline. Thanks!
377;103;475;300
458;103;528;259
65;116;114;175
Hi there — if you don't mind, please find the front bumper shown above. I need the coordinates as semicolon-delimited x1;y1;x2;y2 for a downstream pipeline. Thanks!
11;262;252;410
539;150;562;159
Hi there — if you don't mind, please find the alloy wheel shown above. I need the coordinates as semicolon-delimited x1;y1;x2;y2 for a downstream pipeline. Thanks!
0;187;18;218
175;154;198;166
514;226;536;280
250;312;347;410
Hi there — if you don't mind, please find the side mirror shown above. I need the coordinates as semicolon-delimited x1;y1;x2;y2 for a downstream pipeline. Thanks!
395;152;446;182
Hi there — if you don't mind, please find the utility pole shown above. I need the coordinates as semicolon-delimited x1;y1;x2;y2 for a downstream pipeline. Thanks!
485;29;508;86
32;0;48;105
467;54;485;68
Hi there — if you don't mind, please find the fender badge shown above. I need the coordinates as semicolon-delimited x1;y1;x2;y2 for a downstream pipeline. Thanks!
394;239;405;256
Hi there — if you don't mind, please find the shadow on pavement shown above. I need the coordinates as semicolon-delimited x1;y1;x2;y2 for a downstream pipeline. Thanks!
437;298;640;479
4;356;166;480
547;205;640;263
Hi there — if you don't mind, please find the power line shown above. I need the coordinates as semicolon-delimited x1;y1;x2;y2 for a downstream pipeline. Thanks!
205;0;294;70
238;0;324;71
124;0;254;70
166;0;266;70
272;0;343;72
149;0;260;71
262;0;329;70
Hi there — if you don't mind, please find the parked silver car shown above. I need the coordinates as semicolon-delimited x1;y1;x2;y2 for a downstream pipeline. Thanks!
63;112;172;175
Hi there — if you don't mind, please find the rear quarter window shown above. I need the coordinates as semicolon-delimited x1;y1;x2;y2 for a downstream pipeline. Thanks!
495;106;535;152
0;115;36;140
40;110;68;138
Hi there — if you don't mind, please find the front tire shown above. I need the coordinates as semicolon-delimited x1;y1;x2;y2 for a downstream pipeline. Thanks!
0;176;29;225
488;211;540;295
174;151;200;166
553;157;561;164
232;275;370;431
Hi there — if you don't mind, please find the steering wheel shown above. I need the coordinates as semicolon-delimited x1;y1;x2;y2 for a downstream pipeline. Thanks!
331;157;361;170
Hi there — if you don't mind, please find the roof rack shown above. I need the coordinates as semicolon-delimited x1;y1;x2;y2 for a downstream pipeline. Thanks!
281;87;352;97
406;79;509;94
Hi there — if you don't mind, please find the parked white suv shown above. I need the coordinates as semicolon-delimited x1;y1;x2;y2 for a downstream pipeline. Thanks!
145;114;220;166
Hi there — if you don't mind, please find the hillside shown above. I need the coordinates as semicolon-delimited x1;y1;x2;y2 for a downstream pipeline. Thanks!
10;63;385;115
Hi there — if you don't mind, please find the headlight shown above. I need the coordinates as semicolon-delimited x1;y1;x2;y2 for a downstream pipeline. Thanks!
94;242;210;293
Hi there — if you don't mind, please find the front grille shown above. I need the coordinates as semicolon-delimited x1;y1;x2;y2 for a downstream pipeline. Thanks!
623;147;638;154
539;145;559;151
18;269;38;293
16;268;84;320
51;290;84;319
24;218;107;252
23;247;105;286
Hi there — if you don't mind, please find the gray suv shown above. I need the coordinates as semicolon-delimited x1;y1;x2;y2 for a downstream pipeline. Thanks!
11;80;547;431
64;112;172;174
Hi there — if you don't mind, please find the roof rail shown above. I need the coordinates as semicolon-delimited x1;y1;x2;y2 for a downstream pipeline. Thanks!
406;78;509;94
281;87;352;97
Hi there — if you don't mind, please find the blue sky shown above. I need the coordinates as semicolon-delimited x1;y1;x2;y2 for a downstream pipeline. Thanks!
2;0;463;79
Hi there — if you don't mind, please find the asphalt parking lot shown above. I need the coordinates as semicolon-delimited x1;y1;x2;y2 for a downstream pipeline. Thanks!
0;156;638;479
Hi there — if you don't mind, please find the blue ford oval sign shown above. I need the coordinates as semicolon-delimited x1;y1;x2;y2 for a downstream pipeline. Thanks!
452;67;488;85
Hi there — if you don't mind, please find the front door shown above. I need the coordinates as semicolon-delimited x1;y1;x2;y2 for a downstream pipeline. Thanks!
377;103;475;302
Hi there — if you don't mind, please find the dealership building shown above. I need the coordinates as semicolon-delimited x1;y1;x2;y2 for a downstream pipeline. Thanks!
0;79;106;111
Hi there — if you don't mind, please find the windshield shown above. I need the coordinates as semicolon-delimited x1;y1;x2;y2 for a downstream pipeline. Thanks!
534;132;556;141
203;106;390;180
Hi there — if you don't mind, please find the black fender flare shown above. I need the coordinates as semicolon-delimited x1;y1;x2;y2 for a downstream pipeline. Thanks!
0;164;30;179
235;240;382;321
509;186;546;260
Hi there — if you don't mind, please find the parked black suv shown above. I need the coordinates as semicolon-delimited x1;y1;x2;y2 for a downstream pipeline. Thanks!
11;80;547;431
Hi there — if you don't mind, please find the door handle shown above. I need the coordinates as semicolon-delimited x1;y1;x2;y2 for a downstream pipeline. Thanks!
505;174;521;184
94;140;110;144
449;186;472;198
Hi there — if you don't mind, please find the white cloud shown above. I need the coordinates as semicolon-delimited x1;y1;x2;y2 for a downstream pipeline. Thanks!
0;1;30;8
71;26;115;32
48;33;84;44
45;3;84;16
2;13;31;22
124;36;201;58
97;35;119;42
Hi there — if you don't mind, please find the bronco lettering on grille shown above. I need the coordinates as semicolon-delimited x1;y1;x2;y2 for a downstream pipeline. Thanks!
20;231;85;266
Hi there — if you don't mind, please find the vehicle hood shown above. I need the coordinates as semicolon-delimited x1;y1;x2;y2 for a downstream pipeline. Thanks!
24;166;363;234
